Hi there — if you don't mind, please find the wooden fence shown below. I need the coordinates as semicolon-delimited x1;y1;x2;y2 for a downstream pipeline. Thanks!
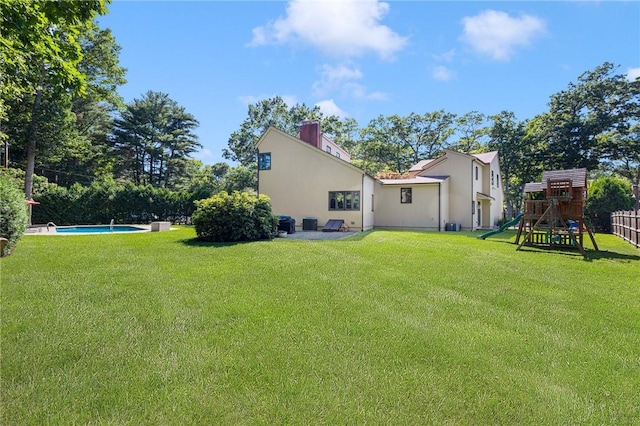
611;211;640;248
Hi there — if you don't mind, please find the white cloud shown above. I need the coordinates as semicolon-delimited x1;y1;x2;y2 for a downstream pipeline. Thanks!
433;49;456;63
627;67;640;81
461;10;546;61
312;64;363;96
250;0;408;59
432;66;455;82
342;82;388;100
315;99;348;118
312;63;387;100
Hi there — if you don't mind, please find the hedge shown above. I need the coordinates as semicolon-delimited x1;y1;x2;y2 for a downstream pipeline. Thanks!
31;182;207;226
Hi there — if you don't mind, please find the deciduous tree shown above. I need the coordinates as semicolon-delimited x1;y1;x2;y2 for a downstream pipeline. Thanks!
0;0;110;198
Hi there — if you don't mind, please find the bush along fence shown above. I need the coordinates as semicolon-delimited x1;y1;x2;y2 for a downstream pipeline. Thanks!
611;211;640;248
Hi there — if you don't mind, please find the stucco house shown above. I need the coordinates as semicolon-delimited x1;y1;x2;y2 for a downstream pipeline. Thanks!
256;120;504;232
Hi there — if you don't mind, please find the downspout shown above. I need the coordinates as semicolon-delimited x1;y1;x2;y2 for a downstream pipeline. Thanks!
361;174;364;231
470;160;474;231
256;149;260;196
438;182;441;232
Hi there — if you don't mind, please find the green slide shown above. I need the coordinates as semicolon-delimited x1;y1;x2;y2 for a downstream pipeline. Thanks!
478;213;524;239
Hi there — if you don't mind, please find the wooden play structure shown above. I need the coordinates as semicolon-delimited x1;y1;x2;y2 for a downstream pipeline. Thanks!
515;168;598;256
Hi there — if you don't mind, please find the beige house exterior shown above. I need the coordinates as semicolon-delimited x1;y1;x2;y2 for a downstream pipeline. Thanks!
374;177;449;231
408;149;504;230
256;121;503;232
256;125;375;231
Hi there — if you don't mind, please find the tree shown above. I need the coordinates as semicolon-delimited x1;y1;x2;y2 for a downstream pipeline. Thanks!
584;177;634;232
64;22;127;183
452;111;488;154
487;111;541;219
597;124;640;188
223;165;257;193
357;110;456;174
112;91;201;188
530;62;639;172
0;0;110;199
4;22;127;187
224;96;357;168
595;69;640;187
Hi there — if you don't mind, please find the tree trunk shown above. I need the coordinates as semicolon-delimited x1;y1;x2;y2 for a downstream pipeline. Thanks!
503;175;514;220
25;64;46;200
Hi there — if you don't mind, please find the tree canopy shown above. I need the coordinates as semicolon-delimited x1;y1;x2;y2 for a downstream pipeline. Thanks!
0;0;111;198
113;91;201;189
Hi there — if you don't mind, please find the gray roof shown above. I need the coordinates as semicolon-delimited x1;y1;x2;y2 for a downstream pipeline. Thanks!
524;168;588;193
379;176;448;185
540;168;587;187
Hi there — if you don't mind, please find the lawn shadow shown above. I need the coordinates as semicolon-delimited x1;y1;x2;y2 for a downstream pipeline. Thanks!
178;238;256;248
514;245;639;262
583;250;640;262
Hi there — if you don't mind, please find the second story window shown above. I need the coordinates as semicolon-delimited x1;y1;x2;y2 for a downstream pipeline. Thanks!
475;166;478;180
258;153;271;170
326;146;332;154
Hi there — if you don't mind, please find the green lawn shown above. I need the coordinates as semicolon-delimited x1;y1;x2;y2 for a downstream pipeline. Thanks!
1;228;638;424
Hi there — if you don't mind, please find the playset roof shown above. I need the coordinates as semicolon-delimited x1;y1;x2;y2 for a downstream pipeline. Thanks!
524;168;587;193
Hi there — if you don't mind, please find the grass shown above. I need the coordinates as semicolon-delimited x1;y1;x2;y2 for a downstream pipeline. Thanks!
1;227;639;424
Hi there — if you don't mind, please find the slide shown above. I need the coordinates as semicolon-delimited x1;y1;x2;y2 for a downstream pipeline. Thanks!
478;213;524;240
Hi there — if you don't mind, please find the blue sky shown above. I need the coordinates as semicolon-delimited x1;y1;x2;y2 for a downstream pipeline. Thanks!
98;1;640;165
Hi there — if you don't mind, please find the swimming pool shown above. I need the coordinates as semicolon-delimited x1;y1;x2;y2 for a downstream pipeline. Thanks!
56;225;148;234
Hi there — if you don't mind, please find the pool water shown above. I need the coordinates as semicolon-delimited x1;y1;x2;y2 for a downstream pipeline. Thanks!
56;225;147;234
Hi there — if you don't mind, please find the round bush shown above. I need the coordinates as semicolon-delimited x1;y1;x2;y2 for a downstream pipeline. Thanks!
193;191;278;242
585;177;634;232
0;173;29;257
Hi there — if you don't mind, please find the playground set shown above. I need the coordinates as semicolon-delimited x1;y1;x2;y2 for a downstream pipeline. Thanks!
480;168;599;256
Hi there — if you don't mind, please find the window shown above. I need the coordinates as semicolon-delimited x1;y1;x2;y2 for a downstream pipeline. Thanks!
329;191;360;211
336;152;341;159
497;175;500;188
326;146;332;154
371;194;374;211
401;188;412;204
491;170;495;186
475;166;478;180
258;153;271;170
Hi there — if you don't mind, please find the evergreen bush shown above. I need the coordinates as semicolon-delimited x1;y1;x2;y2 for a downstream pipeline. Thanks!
31;182;209;225
0;173;29;257
193;191;278;242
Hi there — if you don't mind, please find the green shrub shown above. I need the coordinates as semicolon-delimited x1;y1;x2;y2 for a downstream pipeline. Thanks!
193;191;278;242
31;182;208;225
0;173;29;257
585;177;634;232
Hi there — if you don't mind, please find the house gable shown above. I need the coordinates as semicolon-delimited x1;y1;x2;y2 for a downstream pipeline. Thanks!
410;149;503;230
257;126;374;231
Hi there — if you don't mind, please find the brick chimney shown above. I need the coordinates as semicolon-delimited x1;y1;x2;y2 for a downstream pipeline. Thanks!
299;120;321;149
